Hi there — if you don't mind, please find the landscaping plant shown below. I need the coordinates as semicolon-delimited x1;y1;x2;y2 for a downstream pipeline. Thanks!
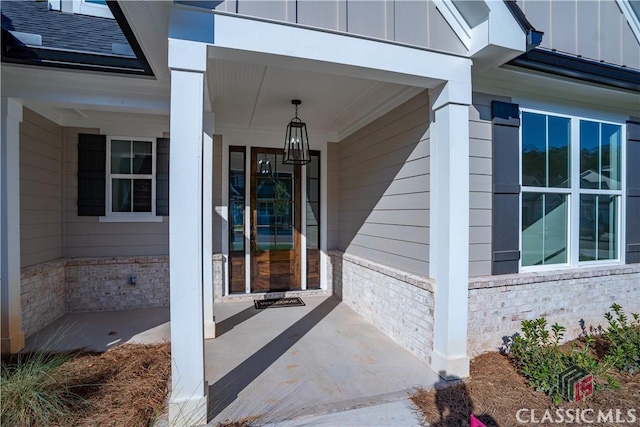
603;303;640;374
508;318;568;403
0;350;84;427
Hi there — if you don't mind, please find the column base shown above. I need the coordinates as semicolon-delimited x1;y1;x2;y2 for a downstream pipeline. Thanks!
1;330;25;354
204;320;216;340
169;387;209;427
431;350;470;380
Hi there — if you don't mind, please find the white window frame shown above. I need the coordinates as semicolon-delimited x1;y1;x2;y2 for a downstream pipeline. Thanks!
519;108;626;272
100;136;161;223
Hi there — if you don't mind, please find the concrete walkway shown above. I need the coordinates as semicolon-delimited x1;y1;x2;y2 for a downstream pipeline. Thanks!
205;296;438;425
25;296;439;426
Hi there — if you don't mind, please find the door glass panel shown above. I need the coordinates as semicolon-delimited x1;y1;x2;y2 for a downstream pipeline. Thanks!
229;148;246;294
277;225;294;250
306;152;321;289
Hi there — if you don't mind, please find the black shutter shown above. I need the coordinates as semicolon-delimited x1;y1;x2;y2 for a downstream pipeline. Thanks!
77;134;106;216
491;101;521;275
627;121;640;263
156;138;170;216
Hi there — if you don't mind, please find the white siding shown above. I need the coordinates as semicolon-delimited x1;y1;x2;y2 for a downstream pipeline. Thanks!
337;91;430;277
518;0;640;70
20;108;63;268
215;0;467;55
327;142;340;250
213;135;223;253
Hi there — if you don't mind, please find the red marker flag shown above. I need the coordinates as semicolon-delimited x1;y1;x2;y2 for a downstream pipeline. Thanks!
470;414;487;427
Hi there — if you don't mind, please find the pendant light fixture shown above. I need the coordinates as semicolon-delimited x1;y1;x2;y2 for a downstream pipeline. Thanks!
283;99;311;165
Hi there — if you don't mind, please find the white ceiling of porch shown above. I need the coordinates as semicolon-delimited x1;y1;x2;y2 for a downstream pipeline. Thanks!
207;58;424;141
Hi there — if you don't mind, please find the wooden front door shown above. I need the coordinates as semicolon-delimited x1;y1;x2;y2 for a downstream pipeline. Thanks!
250;148;301;292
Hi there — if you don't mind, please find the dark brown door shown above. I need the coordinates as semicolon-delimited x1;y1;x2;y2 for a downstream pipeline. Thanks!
250;148;301;292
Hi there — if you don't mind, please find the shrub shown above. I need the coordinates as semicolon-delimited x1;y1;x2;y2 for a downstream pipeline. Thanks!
509;318;568;403
0;350;84;427
603;303;640;374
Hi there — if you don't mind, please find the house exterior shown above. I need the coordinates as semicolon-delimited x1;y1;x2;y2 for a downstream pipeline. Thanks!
1;0;639;424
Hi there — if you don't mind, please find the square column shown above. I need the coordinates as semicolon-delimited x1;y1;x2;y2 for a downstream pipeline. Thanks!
203;113;215;339
1;98;25;354
168;39;208;426
429;82;471;379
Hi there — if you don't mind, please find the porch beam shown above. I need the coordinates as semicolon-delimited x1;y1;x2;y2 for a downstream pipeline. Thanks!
429;81;471;379
0;97;25;354
168;39;208;426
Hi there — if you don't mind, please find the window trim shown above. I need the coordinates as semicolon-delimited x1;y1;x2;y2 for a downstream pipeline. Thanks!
519;107;626;272
101;136;158;223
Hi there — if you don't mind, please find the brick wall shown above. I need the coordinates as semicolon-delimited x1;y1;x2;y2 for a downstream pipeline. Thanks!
213;254;225;299
468;264;640;355
21;259;66;338
65;256;170;312
330;250;434;364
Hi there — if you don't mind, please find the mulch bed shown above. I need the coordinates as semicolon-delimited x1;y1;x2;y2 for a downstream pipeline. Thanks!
60;343;171;426
412;352;640;427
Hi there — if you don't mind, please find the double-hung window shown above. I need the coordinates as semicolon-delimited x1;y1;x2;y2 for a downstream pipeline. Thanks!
520;110;624;269
106;137;156;217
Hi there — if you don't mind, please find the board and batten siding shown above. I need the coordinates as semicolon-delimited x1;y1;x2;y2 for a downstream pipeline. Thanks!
468;93;512;277
337;91;430;277
63;128;169;258
214;0;466;55
517;0;640;70
20;108;63;268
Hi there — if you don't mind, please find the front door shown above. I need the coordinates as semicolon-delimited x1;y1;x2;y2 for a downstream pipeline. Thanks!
250;148;301;292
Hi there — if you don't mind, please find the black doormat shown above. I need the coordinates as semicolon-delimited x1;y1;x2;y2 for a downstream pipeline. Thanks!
254;297;305;309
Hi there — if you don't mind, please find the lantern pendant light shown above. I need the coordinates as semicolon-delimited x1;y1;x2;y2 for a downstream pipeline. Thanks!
283;99;311;165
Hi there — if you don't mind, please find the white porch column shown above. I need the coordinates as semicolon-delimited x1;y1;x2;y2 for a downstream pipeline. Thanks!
168;39;208;426
429;81;471;379
0;98;25;354
203;113;215;339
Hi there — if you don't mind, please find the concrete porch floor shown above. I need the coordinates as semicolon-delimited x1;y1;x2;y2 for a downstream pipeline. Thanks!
24;295;440;425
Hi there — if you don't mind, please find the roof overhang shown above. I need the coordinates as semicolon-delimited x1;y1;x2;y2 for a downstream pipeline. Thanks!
0;1;153;76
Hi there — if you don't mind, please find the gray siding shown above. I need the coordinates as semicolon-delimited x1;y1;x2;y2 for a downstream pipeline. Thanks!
468;93;511;277
213;135;223;253
327;142;340;250
63;128;169;258
337;91;430;277
518;0;640;70
215;0;467;55
20;108;63;268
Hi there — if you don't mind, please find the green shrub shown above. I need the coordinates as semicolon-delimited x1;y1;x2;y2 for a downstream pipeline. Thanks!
509;318;568;403
0;350;84;427
603;303;640;374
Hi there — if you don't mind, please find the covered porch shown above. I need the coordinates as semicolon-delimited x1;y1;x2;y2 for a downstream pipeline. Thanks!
25;295;440;425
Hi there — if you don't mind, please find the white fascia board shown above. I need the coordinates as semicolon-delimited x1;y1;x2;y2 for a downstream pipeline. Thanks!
208;13;471;90
485;0;526;52
617;0;640;44
468;1;526;58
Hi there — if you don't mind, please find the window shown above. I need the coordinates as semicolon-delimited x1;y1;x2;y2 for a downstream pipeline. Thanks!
106;137;156;217
521;110;624;269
